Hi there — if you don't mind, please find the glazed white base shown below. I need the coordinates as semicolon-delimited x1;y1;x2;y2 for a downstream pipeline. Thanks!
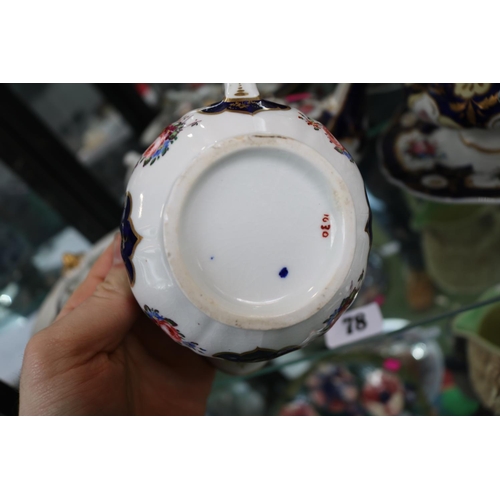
164;135;356;330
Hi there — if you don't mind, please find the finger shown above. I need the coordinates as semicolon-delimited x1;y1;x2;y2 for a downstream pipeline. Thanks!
34;252;142;362
56;233;118;321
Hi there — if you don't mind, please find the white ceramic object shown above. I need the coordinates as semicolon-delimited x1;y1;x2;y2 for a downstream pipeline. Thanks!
121;83;371;367
381;111;500;204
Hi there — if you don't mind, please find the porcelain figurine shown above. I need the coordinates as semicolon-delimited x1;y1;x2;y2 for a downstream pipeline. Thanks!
121;83;371;373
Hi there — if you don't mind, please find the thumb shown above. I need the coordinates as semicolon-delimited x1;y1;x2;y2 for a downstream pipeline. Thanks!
36;253;142;361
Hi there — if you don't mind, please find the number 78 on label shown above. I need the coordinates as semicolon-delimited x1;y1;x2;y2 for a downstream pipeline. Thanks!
325;302;384;350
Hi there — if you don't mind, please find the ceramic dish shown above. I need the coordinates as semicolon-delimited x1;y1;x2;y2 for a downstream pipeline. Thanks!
122;83;371;369
406;83;500;130
380;111;500;203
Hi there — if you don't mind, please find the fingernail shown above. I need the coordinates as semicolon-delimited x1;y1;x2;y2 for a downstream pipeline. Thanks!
112;232;123;267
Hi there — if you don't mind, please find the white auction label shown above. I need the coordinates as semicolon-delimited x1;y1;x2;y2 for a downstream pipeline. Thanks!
325;302;384;349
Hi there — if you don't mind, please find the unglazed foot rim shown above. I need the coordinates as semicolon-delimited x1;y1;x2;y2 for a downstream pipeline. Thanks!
163;134;356;330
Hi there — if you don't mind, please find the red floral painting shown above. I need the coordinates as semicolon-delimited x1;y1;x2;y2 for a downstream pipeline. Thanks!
298;112;355;163
143;305;206;354
137;115;201;167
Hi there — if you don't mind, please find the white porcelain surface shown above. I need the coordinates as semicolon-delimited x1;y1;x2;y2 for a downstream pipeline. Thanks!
122;84;371;362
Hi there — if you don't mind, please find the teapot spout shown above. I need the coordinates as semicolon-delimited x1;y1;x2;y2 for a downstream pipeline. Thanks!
224;83;260;101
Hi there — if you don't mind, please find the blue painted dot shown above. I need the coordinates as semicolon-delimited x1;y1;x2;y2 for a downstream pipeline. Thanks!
279;267;288;278
210;256;214;260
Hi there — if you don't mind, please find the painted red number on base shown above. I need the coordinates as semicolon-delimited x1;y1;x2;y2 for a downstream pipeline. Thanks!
322;214;330;238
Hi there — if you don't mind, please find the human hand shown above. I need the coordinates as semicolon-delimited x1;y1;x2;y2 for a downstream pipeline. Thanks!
20;234;215;415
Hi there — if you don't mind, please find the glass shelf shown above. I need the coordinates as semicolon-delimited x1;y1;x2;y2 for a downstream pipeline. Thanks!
211;291;500;387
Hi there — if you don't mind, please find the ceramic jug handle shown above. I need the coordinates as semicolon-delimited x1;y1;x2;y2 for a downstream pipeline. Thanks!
224;83;260;100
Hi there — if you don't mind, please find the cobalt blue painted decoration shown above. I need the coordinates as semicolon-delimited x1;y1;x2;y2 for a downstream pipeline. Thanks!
120;192;142;286
364;189;373;248
380;114;500;201
213;345;301;363
199;99;290;116
144;305;207;355
317;84;367;154
405;83;500;129
279;267;288;278
319;286;360;335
